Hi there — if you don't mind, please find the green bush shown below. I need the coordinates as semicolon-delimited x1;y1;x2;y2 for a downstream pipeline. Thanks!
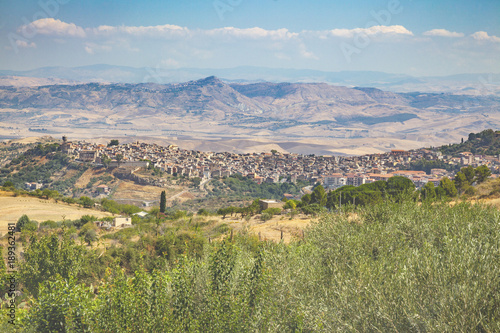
260;212;272;221
40;220;58;229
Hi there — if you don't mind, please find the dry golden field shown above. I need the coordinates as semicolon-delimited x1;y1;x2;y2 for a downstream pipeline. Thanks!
0;191;113;235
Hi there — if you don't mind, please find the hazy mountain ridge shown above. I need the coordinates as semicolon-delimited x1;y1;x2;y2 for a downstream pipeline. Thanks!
1;65;499;95
2;77;497;119
1;76;500;155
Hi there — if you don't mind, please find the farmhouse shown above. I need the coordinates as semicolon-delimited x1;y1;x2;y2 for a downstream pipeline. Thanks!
112;217;132;227
259;199;285;210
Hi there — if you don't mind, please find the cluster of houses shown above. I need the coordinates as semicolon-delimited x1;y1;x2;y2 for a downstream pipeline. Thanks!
60;137;500;191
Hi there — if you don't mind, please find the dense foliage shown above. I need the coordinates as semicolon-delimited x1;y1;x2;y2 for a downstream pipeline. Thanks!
439;128;500;156
5;199;499;332
209;174;306;200
0;143;88;195
404;158;460;173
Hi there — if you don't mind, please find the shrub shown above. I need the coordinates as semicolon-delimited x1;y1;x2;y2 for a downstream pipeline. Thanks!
260;212;272;221
40;220;58;229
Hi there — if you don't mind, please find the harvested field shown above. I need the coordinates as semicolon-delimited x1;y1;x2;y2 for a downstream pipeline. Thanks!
0;191;113;235
111;180;180;206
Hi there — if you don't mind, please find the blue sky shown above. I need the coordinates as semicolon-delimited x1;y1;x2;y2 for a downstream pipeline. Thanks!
0;0;499;76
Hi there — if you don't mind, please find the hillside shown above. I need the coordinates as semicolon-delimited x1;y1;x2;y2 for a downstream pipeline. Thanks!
439;129;500;156
1;77;500;155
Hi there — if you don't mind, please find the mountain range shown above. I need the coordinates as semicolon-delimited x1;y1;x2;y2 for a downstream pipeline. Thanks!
1;65;499;95
1;76;500;155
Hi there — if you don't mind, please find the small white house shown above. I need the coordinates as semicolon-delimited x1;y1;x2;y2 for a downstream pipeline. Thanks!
112;217;132;228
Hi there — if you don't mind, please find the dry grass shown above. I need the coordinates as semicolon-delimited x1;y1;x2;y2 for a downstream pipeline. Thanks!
111;180;180;205
0;192;113;235
211;213;314;243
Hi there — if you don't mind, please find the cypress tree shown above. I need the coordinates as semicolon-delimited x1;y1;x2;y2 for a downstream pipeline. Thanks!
160;191;166;213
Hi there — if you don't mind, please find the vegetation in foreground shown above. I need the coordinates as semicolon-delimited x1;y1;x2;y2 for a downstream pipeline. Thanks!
1;198;499;332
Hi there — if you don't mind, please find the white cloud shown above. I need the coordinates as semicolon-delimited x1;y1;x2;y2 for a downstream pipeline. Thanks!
204;27;298;40
91;24;189;38
15;40;36;48
471;31;500;43
19;18;86;38
322;25;413;38
423;29;464;38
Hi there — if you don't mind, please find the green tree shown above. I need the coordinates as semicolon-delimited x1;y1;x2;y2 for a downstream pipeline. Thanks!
84;229;98;246
16;214;31;231
79;196;94;208
115;154;123;166
475;165;491;184
387;176;415;194
311;185;327;206
439;177;458;197
101;154;112;168
453;171;468;193
461;166;476;184
20;232;85;297
108;139;119;147
283;200;297;210
28;275;94;332
160;190;167;213
301;193;311;206
301;203;325;216
2;180;14;188
421;182;436;201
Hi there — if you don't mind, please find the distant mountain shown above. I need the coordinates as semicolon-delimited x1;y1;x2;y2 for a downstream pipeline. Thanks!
1;65;499;95
0;75;499;128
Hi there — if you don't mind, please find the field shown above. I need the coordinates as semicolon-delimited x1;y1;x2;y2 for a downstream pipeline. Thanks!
0;191;113;234
110;180;182;206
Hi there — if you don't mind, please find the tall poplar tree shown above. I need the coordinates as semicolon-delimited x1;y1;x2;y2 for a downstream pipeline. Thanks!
160;191;166;213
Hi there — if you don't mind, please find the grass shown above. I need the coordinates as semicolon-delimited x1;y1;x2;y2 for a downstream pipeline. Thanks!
0;191;113;234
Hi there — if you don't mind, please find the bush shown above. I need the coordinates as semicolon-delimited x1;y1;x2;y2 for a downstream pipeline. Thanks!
75;215;97;229
262;207;282;216
84;229;98;246
40;220;58;229
78;222;97;237
16;214;31;231
260;212;272;221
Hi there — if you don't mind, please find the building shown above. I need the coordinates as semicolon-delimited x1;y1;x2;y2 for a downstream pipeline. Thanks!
109;160;149;168
112;217;132;227
79;150;97;162
25;182;43;190
323;174;346;189
60;136;74;154
259;199;285;210
391;149;408;156
96;184;109;194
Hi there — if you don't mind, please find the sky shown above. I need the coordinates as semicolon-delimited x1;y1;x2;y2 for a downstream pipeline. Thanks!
0;0;499;76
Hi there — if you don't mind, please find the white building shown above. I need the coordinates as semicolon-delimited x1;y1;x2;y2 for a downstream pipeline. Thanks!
112;217;132;228
323;174;347;189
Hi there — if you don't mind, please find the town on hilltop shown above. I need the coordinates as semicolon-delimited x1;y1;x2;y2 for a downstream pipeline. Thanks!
56;135;499;195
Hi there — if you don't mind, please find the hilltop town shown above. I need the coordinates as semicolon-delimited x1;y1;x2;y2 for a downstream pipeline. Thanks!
56;135;500;196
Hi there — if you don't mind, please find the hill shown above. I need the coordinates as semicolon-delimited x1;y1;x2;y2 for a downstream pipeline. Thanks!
438;129;500;156
2;65;499;95
1;77;500;155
